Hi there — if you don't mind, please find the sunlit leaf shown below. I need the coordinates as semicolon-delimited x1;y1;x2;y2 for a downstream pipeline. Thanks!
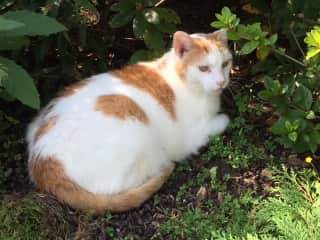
240;41;260;55
288;131;298;142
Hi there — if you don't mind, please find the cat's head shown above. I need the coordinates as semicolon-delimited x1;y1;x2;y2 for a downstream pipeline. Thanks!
173;30;232;94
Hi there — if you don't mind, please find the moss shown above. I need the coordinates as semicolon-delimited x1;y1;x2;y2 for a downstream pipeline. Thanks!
0;193;76;240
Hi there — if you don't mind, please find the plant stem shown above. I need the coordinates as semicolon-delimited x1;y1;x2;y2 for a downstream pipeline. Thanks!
273;48;306;67
290;28;306;58
155;0;166;7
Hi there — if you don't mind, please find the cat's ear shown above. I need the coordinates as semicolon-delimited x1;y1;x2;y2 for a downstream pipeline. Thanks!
173;31;194;58
207;29;228;46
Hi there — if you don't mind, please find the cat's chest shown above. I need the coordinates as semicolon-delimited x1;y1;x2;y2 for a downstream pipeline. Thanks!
175;90;219;124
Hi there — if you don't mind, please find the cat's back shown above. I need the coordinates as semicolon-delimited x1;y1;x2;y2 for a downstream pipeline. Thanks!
28;63;177;145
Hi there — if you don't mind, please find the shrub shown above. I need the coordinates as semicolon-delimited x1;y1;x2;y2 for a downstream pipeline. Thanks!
212;5;320;153
109;0;181;62
0;10;66;109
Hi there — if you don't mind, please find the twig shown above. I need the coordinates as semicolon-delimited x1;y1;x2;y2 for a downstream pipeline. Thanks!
155;0;166;7
273;48;306;67
290;28;306;58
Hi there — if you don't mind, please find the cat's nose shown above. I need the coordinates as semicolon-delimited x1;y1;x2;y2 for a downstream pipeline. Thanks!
217;80;226;88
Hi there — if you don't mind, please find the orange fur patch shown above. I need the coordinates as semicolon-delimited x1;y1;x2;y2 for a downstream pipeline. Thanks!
207;34;227;49
29;155;175;212
57;80;89;97
112;65;176;119
34;116;59;143
175;38;213;78
95;94;149;124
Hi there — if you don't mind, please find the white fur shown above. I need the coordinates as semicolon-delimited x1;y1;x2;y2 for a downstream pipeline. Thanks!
27;32;231;195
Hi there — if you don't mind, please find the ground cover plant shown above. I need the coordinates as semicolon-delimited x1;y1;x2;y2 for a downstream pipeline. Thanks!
1;0;320;239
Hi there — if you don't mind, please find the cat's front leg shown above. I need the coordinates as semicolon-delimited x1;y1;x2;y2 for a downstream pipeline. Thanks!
208;114;230;136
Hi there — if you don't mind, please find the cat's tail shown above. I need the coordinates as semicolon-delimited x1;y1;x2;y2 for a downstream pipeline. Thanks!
29;156;174;213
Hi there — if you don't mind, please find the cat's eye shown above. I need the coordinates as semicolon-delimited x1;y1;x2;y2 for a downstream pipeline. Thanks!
222;60;231;68
198;65;210;72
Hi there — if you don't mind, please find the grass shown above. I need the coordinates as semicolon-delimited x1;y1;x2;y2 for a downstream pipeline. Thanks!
0;195;44;240
0;193;83;240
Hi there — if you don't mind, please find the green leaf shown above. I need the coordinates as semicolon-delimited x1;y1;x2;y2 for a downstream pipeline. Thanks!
306;110;316;120
227;31;241;40
0;65;8;86
143;9;160;24
271;118;288;135
0;89;15;101
110;11;135;28
285;121;293;131
130;49;159;63
0;16;24;31
237;23;267;40
288;131;298;142
284;120;300;132
211;7;239;28
269;34;278;44
1;10;66;36
143;27;165;50
308;142;318;153
305;27;320;60
154;21;176;34
306;48;320;60
293;84;313;110
310;131;320;144
221;6;232;18
0;36;29;50
153;8;181;24
0;56;40;109
240;41;260;55
314;100;320;113
133;14;147;38
110;0;136;12
210;21;227;29
257;46;271;60
0;0;15;11
305;26;320;47
263;75;274;89
144;0;159;7
258;89;272;100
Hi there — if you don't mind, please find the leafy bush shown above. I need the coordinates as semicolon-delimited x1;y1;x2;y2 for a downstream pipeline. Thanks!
0;10;66;109
110;0;180;62
212;6;320;153
0;0;110;112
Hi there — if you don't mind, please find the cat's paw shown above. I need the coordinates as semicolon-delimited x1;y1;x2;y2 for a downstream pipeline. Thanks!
209;114;230;136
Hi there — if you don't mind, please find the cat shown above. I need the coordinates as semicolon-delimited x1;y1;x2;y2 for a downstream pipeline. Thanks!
26;29;232;213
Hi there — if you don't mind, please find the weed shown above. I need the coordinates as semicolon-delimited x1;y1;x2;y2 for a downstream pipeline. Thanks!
0;196;46;240
205;134;265;169
176;184;189;202
160;191;258;239
0;194;78;240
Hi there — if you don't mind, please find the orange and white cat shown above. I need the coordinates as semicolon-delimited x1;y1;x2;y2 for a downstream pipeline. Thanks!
26;30;232;212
